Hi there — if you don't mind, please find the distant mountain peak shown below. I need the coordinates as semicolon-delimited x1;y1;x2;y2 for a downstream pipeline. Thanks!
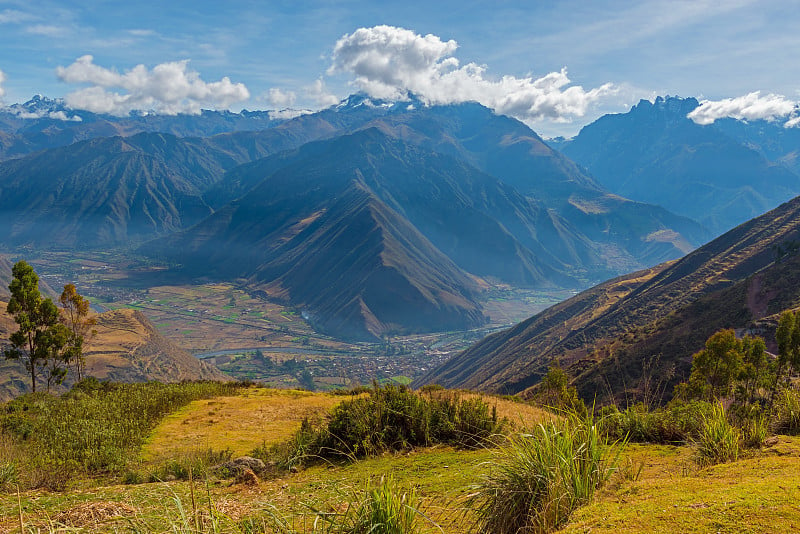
632;95;700;116
334;92;430;114
3;94;83;122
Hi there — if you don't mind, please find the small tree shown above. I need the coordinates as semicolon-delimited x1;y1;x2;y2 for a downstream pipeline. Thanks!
59;283;96;380
536;365;587;417
3;261;61;392
772;310;800;405
683;329;743;400
40;322;73;392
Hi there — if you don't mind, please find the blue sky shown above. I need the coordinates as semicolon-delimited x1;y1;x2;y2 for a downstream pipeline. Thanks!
1;0;798;136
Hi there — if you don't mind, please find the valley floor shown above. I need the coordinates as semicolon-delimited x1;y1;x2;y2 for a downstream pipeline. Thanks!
1;388;798;532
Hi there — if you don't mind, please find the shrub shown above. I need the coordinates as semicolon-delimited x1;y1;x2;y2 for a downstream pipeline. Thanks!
272;384;504;466
741;412;768;448
695;402;740;467
599;400;713;444
470;415;624;534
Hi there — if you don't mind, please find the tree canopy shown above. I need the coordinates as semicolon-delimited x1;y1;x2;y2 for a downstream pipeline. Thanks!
3;260;89;392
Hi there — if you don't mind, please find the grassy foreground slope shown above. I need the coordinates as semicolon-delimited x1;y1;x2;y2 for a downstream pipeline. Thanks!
563;437;800;533
1;385;799;533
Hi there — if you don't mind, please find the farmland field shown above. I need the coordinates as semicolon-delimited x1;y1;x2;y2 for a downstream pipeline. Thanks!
21;251;574;387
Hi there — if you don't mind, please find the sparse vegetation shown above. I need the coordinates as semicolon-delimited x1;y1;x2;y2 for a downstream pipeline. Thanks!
0;380;244;490
310;477;423;534
694;402;740;467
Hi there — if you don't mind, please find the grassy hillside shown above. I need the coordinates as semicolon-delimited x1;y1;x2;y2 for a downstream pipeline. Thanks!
0;383;798;533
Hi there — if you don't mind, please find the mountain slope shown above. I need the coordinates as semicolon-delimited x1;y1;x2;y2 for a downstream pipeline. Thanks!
0;123;353;249
145;130;495;340
416;195;800;400
205;128;606;286
0;135;217;247
366;103;709;270
559;96;800;234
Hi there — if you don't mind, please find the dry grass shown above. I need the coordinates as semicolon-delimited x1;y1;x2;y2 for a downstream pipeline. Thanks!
53;500;138;527
452;392;555;427
142;388;350;460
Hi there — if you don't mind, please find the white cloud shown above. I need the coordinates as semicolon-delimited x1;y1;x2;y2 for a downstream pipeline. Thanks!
266;88;296;108
328;25;616;123
0;9;34;24
785;115;800;129
56;55;250;116
11;109;82;122
26;24;70;37
127;29;155;37
306;78;339;107
687;91;799;126
268;108;311;120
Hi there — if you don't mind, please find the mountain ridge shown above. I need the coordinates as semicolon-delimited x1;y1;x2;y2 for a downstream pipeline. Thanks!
416;194;800;400
558;96;800;234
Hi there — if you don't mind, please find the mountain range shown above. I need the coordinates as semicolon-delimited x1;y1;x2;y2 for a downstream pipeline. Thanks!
555;96;800;234
0;95;711;340
1;90;800;395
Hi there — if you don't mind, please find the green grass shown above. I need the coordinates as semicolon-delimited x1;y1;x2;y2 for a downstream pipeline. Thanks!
470;415;624;533
2;382;800;532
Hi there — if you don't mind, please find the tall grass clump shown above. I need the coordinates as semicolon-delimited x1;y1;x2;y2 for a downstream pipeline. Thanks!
694;401;740;467
314;477;422;534
271;384;504;466
471;415;624;534
0;379;244;488
772;387;800;435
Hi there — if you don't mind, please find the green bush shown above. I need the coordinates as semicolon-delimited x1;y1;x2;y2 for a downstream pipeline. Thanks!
599;401;713;444
471;414;624;534
271;384;504;466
